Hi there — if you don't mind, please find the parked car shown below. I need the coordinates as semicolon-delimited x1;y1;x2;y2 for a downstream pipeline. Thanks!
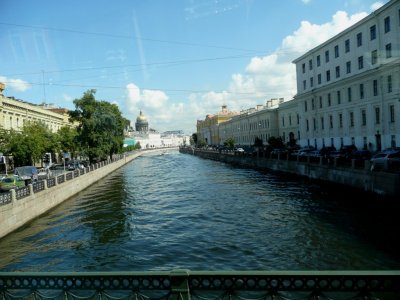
67;161;85;171
235;148;245;153
0;176;26;192
14;166;39;184
370;150;400;171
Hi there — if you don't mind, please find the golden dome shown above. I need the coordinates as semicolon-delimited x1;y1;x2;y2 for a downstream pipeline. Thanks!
136;111;148;123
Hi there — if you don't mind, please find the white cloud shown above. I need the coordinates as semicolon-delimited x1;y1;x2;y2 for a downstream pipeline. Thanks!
301;0;312;4
0;76;31;92
126;8;370;133
125;83;186;131
63;94;73;102
370;2;384;11
186;9;368;120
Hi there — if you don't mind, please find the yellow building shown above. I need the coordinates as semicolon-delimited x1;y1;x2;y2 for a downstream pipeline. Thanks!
0;82;72;132
197;105;239;145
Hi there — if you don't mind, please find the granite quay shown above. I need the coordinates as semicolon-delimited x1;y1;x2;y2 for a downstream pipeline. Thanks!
0;150;146;239
179;147;400;198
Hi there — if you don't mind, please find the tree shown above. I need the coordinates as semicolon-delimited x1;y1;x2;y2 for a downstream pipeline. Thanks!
224;137;235;149
267;136;284;148
69;90;126;163
7;121;55;166
254;137;263;147
191;133;198;145
57;125;79;158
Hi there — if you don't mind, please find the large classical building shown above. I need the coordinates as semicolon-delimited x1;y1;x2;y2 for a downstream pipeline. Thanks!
198;0;399;152
292;0;399;151
196;105;239;145
0;82;72;132
126;111;188;148
218;99;282;146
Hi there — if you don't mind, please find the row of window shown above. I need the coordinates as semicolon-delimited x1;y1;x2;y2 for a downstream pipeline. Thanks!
301;12;397;74
304;75;393;112
302;44;393;90
304;105;395;132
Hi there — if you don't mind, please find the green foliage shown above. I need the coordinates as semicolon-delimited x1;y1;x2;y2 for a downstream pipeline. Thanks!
69;90;126;163
254;137;263;147
191;133;198;145
224;137;235;149
267;136;284;148
7;122;55;166
56;125;79;158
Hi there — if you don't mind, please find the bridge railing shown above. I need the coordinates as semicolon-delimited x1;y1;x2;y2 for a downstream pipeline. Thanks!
1;270;399;300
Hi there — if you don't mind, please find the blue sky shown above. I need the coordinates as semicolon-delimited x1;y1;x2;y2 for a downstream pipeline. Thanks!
0;0;388;133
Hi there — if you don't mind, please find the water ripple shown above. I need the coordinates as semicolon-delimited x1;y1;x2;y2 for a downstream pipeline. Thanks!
0;149;400;271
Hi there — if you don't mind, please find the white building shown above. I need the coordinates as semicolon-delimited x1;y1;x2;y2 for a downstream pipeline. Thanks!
218;98;282;146
292;0;400;151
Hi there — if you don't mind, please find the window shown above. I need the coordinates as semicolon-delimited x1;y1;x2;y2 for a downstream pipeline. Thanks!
386;43;392;58
319;96;322;108
334;45;339;58
311;98;315;110
297;114;299;125
390;105;395;123
346;61;351;73
339;113;343;128
304;101;308;112
360;83;364;99
309;59;313;70
371;50;378;65
306;119;309;131
347;87;352;102
370;25;376;40
321;117;324;130
313;118;316;130
384;16;390;33
317;73;321;84
345;39;350;52
328;93;331;106
325;50;329;62
329;115;333;129
302;63;305;73
326;70;330;82
317;55;320;67
375;107;380;124
337;90;341;104
357;32;362;47
373;79;378;96
358;56;364;69
362;109;366;126
282;117;285;126
350;112;354;127
310;77;314;88
335;66;340;78
289;115;292;125
388;75;392;93
303;80;306;90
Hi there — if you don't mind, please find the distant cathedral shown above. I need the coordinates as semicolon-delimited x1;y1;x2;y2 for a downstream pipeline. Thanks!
135;111;149;132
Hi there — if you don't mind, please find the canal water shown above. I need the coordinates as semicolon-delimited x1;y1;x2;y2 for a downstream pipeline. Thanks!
0;149;399;272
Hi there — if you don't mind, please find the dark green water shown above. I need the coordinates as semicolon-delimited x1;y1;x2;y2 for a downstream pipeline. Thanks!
0;149;399;271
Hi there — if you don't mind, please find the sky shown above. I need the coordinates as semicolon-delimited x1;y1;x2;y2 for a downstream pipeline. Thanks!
0;0;389;134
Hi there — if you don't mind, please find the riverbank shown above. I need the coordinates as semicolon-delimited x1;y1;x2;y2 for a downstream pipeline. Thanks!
179;147;400;198
0;150;148;239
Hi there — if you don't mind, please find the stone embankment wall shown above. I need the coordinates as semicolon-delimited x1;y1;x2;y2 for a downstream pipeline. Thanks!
0;151;144;239
180;147;400;198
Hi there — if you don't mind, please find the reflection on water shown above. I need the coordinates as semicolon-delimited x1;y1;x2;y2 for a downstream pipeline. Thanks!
0;149;399;271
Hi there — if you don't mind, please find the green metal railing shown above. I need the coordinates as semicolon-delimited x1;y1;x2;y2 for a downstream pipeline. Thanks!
1;270;399;299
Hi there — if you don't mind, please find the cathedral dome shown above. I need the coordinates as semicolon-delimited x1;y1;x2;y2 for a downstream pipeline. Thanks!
136;111;148;123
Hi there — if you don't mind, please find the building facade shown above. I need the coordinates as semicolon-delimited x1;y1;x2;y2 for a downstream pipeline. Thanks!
196;105;239;145
0;83;71;132
218;99;282;146
292;0;400;151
